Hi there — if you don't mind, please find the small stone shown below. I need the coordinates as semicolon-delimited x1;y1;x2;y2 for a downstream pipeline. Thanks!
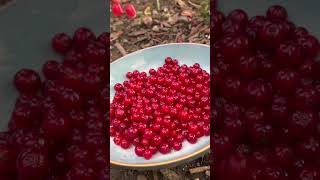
152;25;160;32
152;10;158;16
142;16;153;26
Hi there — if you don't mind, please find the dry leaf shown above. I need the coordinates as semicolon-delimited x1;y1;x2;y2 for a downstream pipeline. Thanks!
144;6;152;16
160;169;183;180
181;9;194;18
142;16;153;26
175;0;190;9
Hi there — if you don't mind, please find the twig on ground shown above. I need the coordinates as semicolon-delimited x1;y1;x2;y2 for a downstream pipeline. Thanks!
153;172;159;180
188;0;201;9
160;169;183;180
115;42;127;56
189;166;210;174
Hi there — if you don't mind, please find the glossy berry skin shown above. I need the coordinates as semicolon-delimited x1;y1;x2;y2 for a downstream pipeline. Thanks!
135;145;145;157
213;133;233;160
14;69;41;94
221;76;242;100
236;54;260;78
221;34;250;61
41;109;71;141
216;154;249;180
112;3;124;17
125;4;136;19
66;164;94;180
297;35;319;58
272;68;299;95
227;9;248;25
211;10;226;39
242;79;272;106
16;149;49;179
58;87;83;111
159;143;171;154
51;33;72;54
295;136;320;161
0;144;16;176
288;110;317;139
249;122;274;145
290;86;319;110
258;21;288;50
274;42;303;67
143;149;153;160
83;43;106;64
73;27;96;50
266;5;288;20
42;60;62;80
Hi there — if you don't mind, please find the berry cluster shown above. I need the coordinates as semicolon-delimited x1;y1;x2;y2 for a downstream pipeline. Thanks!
110;58;210;160
0;28;109;179
213;5;320;179
111;0;136;19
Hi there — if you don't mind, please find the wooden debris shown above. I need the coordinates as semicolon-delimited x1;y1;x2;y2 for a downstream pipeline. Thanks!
188;0;201;9
177;16;189;23
161;21;172;28
189;166;210;174
133;37;149;44
205;170;210;177
160;169;183;180
111;31;123;42
128;30;148;37
181;9;194;18
142;16;153;26
153;172;159;180
152;25;160;32
137;174;148;180
115;42;127;56
175;0;190;10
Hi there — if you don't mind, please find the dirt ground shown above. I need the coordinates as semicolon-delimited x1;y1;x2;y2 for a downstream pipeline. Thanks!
110;0;210;179
110;0;210;62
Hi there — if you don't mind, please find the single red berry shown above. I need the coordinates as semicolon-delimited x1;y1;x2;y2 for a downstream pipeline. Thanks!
16;149;49;179
51;33;72;54
14;69;41;94
125;4;137;19
112;3;124;17
266;5;288;20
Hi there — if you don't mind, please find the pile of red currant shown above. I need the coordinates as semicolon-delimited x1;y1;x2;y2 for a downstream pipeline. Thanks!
213;5;320;179
110;58;210;160
0;28;109;179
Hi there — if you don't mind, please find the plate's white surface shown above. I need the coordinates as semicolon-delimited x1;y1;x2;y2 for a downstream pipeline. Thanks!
110;43;210;165
0;0;107;131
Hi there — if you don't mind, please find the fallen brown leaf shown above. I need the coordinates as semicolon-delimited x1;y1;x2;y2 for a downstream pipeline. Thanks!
181;9;194;18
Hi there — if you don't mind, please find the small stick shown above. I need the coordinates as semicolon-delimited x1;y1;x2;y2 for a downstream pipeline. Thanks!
115;42;127;56
156;0;161;11
153;172;159;180
189;166;210;174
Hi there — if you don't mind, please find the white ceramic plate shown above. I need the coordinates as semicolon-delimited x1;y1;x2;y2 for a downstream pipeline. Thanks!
110;43;210;168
